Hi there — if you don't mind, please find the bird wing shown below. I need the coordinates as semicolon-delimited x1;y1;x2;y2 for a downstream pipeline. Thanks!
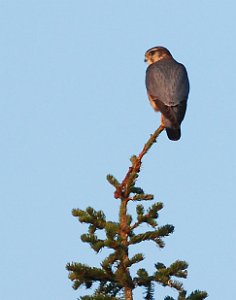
145;59;189;106
154;98;187;126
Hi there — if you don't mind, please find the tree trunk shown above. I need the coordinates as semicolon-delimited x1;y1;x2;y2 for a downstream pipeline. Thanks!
125;286;133;300
120;199;134;300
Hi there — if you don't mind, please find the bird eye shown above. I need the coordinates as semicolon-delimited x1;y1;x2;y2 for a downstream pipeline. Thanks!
149;51;155;56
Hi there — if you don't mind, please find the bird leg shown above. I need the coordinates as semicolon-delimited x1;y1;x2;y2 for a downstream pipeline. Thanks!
161;114;166;127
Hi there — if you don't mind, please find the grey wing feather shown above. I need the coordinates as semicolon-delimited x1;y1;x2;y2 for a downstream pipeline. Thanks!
145;59;189;106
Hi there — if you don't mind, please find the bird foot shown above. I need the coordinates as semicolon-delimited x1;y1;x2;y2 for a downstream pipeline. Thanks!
161;115;166;128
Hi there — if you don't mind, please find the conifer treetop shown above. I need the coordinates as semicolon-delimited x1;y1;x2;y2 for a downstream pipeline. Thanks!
66;125;208;300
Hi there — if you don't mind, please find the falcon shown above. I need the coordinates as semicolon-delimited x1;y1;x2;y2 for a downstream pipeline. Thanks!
145;46;189;141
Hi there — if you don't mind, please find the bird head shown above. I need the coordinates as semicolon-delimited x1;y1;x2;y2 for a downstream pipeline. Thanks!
144;46;172;65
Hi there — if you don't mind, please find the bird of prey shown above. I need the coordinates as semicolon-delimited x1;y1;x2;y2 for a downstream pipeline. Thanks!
145;46;189;141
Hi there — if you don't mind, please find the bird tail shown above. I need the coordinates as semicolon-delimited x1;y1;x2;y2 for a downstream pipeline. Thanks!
166;127;181;141
161;107;181;141
152;98;185;141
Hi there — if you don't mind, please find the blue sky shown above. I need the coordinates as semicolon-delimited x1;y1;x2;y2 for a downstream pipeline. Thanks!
1;1;236;299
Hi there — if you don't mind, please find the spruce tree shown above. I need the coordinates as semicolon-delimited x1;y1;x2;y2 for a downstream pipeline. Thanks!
66;125;208;300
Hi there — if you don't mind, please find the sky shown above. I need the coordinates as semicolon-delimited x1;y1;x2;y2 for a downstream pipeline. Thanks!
0;1;236;299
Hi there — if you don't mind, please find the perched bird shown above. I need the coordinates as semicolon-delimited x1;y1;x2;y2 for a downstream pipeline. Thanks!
145;46;189;141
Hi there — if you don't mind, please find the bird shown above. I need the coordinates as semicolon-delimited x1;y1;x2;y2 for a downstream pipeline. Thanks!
145;46;189;141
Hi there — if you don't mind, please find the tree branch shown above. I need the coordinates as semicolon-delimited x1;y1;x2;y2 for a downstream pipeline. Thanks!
114;125;165;200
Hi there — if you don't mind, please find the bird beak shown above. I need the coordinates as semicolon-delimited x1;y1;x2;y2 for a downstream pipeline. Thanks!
144;58;147;62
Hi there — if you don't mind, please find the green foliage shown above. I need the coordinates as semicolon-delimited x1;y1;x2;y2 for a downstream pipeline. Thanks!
66;125;207;299
186;290;208;300
164;289;208;300
107;174;120;189
80;296;120;300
